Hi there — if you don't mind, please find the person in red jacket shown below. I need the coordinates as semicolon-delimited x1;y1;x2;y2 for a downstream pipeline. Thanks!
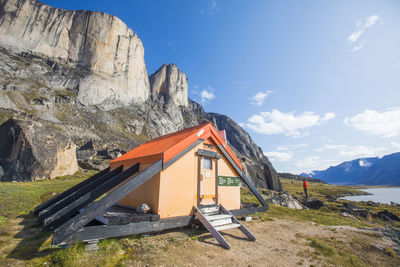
303;179;308;199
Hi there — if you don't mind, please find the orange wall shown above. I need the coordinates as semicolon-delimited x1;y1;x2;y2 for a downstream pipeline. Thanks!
214;144;241;210
109;138;242;218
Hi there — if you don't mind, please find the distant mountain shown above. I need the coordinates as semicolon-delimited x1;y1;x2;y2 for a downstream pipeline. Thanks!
278;173;326;184
300;152;400;186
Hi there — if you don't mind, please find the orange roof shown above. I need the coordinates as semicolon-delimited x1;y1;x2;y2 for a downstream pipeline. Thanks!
111;122;243;170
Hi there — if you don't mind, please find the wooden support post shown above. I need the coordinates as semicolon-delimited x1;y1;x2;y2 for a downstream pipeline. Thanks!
62;216;195;245
33;167;110;216
43;164;138;230
52;160;163;246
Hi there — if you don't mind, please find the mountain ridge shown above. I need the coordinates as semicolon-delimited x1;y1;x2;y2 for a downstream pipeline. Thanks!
0;0;281;191
300;152;400;186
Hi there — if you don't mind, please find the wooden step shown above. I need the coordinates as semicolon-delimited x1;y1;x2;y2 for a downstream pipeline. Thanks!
210;218;233;227
204;214;232;221
199;206;219;214
214;223;241;231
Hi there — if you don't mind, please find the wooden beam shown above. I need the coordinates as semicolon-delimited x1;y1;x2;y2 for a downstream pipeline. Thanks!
216;144;268;207
197;149;222;159
37;166;123;222
33;167;110;216
163;139;203;170
59;216;195;245
229;206;269;217
52;159;163;246
43;164;138;230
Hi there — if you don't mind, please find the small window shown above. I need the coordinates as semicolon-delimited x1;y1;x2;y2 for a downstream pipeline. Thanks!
203;158;212;170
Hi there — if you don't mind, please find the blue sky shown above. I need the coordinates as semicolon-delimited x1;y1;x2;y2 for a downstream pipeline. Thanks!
42;0;400;173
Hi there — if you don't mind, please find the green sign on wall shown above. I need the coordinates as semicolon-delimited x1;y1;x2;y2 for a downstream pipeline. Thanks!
218;176;242;187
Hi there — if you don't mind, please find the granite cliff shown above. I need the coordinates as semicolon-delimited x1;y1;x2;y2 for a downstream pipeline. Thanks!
0;0;281;191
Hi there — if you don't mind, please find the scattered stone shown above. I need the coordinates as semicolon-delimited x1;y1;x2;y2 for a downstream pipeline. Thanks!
85;240;99;251
136;203;151;214
366;201;380;207
241;216;252;222
303;199;324;210
340;212;359;221
373;210;400;222
341;203;371;220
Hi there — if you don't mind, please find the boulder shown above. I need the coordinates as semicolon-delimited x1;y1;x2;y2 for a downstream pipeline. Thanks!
373;210;400;222
303;199;324;210
263;190;305;210
341;203;371;219
0;117;79;181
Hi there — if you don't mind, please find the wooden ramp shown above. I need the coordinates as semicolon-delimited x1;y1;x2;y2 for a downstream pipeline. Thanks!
33;160;163;246
194;204;256;249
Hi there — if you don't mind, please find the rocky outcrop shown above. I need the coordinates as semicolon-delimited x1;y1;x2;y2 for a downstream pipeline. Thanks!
0;0;150;109
262;190;305;209
0;0;282;190
0;117;79;181
150;64;188;107
206;113;282;191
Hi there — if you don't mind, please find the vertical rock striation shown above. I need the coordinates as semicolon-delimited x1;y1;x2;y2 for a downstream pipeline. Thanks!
149;64;188;107
0;0;150;108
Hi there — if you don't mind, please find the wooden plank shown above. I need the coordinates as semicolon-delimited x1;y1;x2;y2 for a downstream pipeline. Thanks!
220;205;256;241
197;149;222;159
59;216;195;245
230;206;269;217
52;160;163;246
163;139;204;170
217;144;268;207
43;164;138;230
214;223;241;231
33;167;110;216
37;166;123;222
194;206;231;249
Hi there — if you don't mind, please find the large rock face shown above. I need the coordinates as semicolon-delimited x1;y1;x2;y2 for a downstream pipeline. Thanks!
0;0;150;108
0;117;79;181
0;0;282;191
150;64;188;107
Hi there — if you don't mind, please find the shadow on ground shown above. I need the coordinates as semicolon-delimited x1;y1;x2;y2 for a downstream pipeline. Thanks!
7;213;54;260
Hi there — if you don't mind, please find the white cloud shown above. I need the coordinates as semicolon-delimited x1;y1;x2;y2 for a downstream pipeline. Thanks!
394;60;400;70
250;90;274;106
294;156;335;170
264;151;293;162
200;88;215;105
359;159;372;167
276;143;308;151
347;15;380;51
241;110;335;137
352;43;364;52
316;144;387;158
391;142;400;149
344;107;400;138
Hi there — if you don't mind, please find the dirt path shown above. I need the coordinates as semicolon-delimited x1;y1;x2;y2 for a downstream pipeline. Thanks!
125;218;400;266
1;216;399;266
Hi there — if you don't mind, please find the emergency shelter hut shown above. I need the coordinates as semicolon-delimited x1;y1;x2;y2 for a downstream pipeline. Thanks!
34;122;268;249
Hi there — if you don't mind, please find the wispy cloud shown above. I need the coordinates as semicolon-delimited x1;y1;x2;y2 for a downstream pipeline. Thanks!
250;90;274;106
294;156;336;171
347;15;380;51
315;144;387;158
198;86;215;105
344;107;400;138
264;151;293;162
241;110;335;137
276;143;308;151
201;0;221;15
391;142;400;150
394;60;400;70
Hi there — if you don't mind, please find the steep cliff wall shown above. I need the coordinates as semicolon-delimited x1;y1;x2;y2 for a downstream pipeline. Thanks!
0;0;150;108
0;0;282;190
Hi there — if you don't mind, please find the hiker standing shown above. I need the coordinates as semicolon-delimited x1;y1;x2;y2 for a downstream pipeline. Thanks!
303;179;308;199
